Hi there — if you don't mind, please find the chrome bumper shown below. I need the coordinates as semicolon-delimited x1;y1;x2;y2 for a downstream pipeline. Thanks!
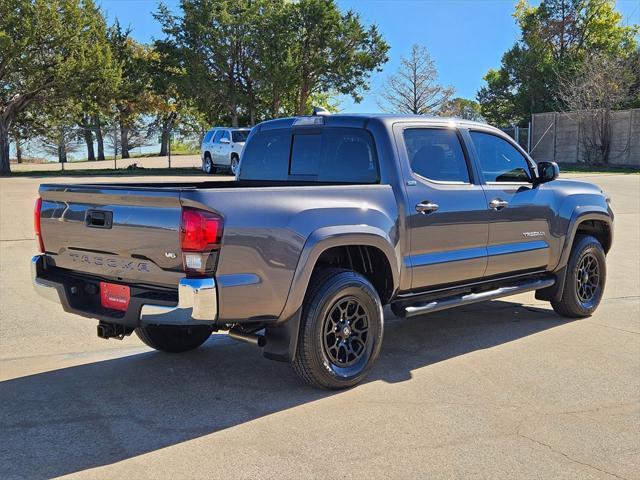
31;255;64;304
139;277;218;325
31;255;217;326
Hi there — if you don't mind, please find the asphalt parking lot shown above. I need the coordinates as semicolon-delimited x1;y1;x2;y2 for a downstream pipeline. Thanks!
1;172;638;480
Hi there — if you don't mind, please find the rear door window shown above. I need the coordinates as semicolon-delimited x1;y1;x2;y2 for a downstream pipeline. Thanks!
220;130;230;142
470;131;532;183
403;128;470;183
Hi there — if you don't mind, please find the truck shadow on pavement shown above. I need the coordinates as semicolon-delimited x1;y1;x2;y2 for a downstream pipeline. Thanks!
1;300;569;479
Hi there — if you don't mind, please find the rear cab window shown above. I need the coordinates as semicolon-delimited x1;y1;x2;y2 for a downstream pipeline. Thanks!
239;127;379;184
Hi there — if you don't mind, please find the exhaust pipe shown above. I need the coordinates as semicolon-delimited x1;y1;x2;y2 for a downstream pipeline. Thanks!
228;328;266;347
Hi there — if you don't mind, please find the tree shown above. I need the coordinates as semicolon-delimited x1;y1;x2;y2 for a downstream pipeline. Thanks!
40;125;83;165
378;44;453;115
155;0;388;124
107;21;157;158
147;42;207;156
477;0;638;125
0;0;119;174
289;0;388;115
558;52;639;164
440;98;484;122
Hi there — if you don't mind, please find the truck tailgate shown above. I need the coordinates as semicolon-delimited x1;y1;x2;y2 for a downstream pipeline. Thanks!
39;184;184;288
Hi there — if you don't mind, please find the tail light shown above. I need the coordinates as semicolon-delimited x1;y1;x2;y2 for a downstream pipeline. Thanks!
180;207;223;275
34;197;45;253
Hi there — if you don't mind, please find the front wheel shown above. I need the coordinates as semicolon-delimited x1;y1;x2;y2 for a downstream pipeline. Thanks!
552;234;606;318
292;269;384;389
136;325;212;353
230;155;239;175
203;155;215;175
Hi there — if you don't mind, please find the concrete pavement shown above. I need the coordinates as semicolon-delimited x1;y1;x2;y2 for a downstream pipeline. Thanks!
0;173;638;479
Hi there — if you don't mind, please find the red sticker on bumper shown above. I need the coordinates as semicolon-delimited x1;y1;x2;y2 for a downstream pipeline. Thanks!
100;282;130;312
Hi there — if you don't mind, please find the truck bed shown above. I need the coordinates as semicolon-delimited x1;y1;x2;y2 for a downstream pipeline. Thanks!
38;180;399;321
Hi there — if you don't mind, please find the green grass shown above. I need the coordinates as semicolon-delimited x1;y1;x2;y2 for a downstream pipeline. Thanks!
60;150;199;163
558;163;639;174
8;167;209;177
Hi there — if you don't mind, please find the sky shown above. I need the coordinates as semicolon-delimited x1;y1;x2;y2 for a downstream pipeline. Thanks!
97;0;640;113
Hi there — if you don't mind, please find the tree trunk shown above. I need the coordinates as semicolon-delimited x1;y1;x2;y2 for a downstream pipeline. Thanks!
120;126;130;159
159;113;176;156
58;135;67;164
93;116;105;161
82;126;95;162
0;120;10;175
298;83;310;115
159;127;169;156
271;92;281;117
15;138;22;163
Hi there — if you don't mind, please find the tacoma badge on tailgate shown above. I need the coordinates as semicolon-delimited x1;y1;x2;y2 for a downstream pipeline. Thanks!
68;253;150;272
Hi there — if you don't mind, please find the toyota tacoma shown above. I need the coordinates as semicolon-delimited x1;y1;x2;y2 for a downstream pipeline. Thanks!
32;113;613;389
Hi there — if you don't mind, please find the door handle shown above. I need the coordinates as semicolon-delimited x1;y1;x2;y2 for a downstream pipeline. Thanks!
489;199;509;210
416;201;439;214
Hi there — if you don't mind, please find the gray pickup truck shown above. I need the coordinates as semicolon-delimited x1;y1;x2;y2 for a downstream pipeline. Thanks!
32;113;613;389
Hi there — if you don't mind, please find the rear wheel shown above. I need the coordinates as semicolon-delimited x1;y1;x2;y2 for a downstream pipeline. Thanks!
292;269;384;389
136;325;212;353
551;234;606;318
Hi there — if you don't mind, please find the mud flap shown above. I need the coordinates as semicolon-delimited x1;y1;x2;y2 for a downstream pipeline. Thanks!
535;267;567;303
263;308;302;363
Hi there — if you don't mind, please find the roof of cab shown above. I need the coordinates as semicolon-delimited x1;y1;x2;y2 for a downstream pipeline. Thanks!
255;113;498;133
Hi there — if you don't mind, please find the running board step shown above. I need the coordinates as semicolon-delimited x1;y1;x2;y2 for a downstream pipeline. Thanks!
402;277;555;317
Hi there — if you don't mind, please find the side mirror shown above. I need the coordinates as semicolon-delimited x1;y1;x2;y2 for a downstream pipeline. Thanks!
220;137;230;144
537;161;559;183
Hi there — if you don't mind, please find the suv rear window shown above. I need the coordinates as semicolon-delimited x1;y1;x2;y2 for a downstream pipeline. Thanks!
239;128;379;183
232;130;249;143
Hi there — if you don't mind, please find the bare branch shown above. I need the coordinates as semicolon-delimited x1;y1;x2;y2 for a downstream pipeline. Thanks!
377;44;454;115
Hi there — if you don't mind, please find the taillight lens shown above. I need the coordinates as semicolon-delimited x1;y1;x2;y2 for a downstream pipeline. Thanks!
34;197;45;253
180;207;223;274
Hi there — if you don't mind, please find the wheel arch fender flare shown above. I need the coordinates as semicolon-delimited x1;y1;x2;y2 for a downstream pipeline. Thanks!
278;225;400;322
555;208;613;270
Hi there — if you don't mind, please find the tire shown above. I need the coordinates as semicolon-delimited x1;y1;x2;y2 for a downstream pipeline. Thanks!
230;155;239;175
551;234;606;318
136;325;212;353
292;268;384;390
203;154;215;175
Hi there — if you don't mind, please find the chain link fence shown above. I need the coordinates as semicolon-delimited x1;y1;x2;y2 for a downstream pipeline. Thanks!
10;120;535;173
499;124;531;153
9;122;208;173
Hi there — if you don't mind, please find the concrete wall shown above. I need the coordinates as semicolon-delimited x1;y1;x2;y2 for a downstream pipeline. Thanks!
530;109;640;167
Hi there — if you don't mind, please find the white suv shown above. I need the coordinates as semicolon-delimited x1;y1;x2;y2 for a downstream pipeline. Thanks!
201;127;251;175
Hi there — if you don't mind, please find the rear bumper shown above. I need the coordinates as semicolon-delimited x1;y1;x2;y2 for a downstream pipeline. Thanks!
31;255;218;326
